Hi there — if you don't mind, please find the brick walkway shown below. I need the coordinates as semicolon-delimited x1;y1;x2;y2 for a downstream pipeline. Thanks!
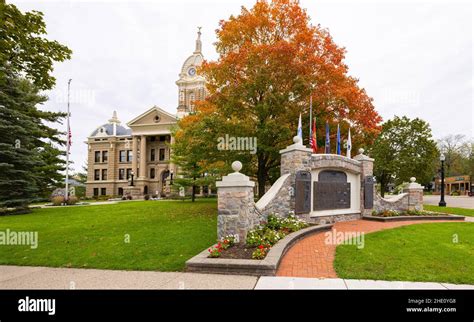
276;219;460;278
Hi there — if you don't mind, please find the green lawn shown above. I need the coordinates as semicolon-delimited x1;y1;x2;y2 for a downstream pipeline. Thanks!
334;223;474;284
424;205;474;217
0;199;217;271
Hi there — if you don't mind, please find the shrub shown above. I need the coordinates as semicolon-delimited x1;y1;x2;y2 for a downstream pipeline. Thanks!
144;194;150;200
126;195;132;200
66;196;78;205
220;235;236;250
208;243;222;258
246;227;265;247
51;196;65;206
252;244;270;259
262;228;283;246
280;214;308;232
266;214;282;230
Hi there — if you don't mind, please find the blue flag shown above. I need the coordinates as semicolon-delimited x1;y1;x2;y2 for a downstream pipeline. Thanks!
336;124;341;155
325;122;330;154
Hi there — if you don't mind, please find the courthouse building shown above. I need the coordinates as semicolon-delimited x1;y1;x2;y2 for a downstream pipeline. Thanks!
85;29;207;198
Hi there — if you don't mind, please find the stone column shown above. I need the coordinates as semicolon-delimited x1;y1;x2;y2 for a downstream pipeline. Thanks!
353;148;374;216
403;177;424;211
216;161;257;243
139;135;147;179
132;136;138;175
279;136;312;176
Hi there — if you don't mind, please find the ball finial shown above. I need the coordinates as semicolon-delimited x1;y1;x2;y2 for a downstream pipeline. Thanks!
358;148;365;155
293;136;302;144
410;177;416;183
232;161;242;173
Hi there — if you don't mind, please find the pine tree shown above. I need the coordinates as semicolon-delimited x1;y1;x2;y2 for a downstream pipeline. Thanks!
0;2;71;210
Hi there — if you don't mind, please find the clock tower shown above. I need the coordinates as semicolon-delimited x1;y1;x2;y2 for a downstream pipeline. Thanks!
176;27;207;118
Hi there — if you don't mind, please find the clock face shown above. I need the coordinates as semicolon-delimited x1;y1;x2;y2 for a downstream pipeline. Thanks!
188;67;196;76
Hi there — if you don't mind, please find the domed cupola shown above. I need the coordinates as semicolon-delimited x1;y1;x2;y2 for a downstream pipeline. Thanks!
90;111;131;137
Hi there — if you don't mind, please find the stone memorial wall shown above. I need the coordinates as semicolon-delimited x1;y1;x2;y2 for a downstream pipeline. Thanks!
215;136;424;242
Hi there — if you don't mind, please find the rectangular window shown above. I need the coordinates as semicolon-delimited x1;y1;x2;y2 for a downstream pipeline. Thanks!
150;136;156;142
150;168;155;179
159;148;165;161
119;150;126;162
102;151;108;162
119;169;125;180
150;149;155;162
127;150;133;162
101;188;106;196
159;135;166;142
126;168;132;180
94;151;101;163
94;169;100;181
102;169;107;181
93;188;99;196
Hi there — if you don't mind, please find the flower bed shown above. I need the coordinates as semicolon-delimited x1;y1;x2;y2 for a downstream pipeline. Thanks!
371;209;448;217
207;213;308;260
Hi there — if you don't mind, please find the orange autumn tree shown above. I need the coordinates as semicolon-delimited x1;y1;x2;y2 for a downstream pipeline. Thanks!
174;0;382;197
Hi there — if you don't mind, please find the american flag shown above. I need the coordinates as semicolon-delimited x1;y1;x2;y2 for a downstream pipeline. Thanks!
310;119;317;153
67;118;72;149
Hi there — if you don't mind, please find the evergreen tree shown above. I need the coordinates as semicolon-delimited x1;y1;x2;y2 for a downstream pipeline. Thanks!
0;2;71;209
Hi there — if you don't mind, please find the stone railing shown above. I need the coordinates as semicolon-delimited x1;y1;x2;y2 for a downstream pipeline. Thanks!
373;177;424;213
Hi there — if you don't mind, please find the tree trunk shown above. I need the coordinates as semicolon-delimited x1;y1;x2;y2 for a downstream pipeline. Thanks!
380;176;387;198
191;184;196;202
257;155;267;198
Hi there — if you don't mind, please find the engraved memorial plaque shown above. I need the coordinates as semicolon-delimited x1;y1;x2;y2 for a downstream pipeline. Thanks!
364;175;374;209
295;171;311;214
313;170;351;211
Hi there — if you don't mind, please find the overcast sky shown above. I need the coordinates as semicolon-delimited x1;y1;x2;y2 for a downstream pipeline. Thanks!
12;0;474;172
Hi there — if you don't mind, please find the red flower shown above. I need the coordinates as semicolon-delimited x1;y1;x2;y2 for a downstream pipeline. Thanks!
258;245;264;249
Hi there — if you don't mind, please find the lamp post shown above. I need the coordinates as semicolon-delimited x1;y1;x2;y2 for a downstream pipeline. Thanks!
129;171;135;187
439;154;446;207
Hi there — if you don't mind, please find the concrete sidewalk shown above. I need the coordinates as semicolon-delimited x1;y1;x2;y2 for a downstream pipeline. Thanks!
256;276;474;290
0;265;257;289
1;265;473;290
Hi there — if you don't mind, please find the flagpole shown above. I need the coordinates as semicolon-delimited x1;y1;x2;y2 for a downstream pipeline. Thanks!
309;84;315;146
65;79;72;202
309;93;312;146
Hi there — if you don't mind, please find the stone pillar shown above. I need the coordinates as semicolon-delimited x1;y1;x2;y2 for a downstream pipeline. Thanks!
353;148;374;216
132;136;138;175
216;161;257;243
279;136;312;176
139;135;147;179
403;177;424;211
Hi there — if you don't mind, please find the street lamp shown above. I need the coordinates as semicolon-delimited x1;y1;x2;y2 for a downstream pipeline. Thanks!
439;154;446;207
129;171;135;187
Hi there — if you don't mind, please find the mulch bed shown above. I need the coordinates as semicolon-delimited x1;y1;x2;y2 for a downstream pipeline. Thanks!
218;244;256;260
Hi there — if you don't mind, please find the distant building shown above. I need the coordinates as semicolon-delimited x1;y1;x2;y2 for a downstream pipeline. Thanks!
85;29;207;198
434;175;472;195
